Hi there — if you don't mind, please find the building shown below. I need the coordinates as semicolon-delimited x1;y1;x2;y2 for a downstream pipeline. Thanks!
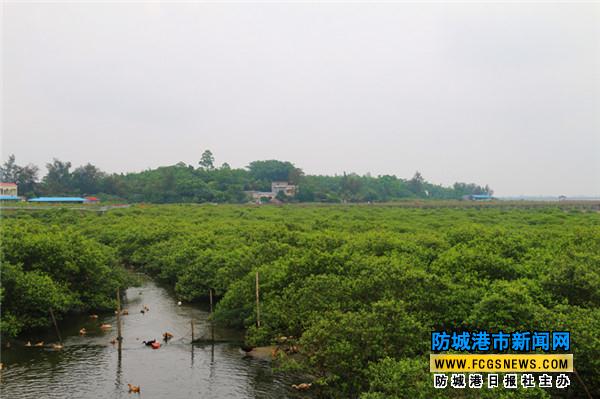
271;181;297;197
0;195;21;201
0;182;18;196
244;182;297;204
0;182;20;201
28;197;86;204
245;191;275;203
464;194;494;201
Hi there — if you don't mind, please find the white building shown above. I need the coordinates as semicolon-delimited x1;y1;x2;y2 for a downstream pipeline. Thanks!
271;181;296;197
0;182;18;196
244;181;297;203
246;191;275;202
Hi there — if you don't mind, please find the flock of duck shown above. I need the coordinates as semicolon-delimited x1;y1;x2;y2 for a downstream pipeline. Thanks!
18;304;173;394
13;299;314;394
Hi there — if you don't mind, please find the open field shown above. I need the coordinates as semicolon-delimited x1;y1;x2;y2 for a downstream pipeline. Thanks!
1;203;599;398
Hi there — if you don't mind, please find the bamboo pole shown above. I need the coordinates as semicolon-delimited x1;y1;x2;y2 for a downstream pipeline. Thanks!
255;271;260;328
49;308;62;344
209;288;214;343
191;319;194;343
116;288;122;342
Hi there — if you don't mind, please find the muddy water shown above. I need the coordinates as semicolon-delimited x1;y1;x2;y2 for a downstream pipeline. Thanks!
1;278;306;398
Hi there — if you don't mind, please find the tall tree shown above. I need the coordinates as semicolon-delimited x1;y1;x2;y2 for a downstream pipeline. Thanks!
199;150;215;170
247;160;299;182
15;164;40;197
71;163;106;195
288;167;304;185
0;155;19;182
408;171;425;196
43;159;73;195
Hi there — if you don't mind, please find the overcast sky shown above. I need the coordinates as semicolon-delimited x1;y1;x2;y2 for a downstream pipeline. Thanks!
2;1;599;196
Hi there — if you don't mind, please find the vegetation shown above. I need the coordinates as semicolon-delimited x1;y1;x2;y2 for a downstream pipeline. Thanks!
0;218;132;336
1;203;598;398
0;154;492;202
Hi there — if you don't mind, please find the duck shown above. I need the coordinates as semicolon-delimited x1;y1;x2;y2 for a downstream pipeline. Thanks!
162;332;174;341
51;343;64;350
121;309;129;315
34;341;44;347
140;309;145;314
142;339;160;349
79;328;87;335
271;347;279;358
100;324;112;330
25;341;32;347
292;383;312;391
89;314;98;319
143;305;149;312
177;301;182;306
127;383;141;393
240;345;254;353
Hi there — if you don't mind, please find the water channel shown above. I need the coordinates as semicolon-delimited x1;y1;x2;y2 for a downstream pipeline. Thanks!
1;277;306;398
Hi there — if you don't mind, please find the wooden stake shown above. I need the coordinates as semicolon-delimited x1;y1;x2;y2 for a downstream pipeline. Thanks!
209;288;214;343
49;308;62;344
116;288;123;342
191;319;194;343
255;271;260;328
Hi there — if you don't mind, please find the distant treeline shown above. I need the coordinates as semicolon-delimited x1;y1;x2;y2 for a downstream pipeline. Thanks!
0;151;492;203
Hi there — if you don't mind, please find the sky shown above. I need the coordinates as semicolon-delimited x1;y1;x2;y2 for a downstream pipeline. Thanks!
2;1;599;197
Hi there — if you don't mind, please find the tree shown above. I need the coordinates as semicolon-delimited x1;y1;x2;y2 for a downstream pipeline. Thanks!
0;155;40;196
43;159;73;195
288;167;304;185
247;160;300;182
0;155;19;182
341;172;363;200
71;163;105;195
408;171;425;196
199;150;215;170
2;155;495;203
15;164;39;197
275;190;288;202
